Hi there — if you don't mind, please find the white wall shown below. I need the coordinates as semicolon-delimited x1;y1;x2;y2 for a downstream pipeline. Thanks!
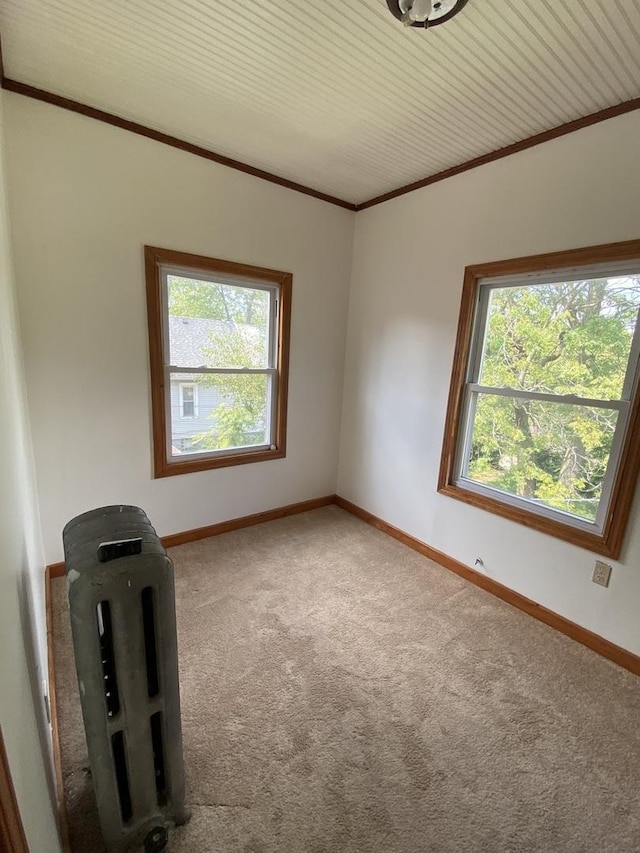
0;90;61;852
4;94;355;563
339;109;640;655
5;89;640;659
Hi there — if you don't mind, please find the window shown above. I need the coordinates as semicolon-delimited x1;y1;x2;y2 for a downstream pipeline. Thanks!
145;246;292;477
439;240;640;558
179;383;198;418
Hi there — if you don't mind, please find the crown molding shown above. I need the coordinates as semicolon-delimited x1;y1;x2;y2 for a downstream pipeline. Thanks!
2;51;639;214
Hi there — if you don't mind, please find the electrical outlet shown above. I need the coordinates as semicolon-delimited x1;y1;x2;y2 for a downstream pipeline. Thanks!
592;560;612;588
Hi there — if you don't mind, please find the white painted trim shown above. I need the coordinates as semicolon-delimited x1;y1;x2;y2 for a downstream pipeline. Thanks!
468;384;625;410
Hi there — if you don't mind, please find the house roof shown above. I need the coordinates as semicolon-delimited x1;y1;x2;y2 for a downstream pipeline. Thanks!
2;2;640;205
168;316;234;367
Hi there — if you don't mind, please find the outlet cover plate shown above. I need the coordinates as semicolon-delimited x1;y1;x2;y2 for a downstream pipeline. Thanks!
592;560;612;588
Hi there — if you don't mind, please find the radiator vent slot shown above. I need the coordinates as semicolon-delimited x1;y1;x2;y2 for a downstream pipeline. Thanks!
97;601;120;717
150;712;167;806
142;586;160;698
111;731;132;823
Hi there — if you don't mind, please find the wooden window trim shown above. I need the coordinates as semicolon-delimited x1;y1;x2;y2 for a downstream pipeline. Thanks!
438;239;640;559
145;246;292;478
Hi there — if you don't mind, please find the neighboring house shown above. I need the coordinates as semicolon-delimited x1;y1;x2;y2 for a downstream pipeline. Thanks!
169;381;222;453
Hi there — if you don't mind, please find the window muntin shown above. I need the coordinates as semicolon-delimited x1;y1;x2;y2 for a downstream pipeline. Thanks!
439;242;640;558
145;247;291;477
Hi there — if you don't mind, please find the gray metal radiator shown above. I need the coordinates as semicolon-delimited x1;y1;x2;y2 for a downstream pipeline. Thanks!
63;505;190;851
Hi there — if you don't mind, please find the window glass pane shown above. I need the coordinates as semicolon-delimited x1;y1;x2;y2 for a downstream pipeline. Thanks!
169;372;269;456
167;275;270;368
478;275;640;400
464;393;619;522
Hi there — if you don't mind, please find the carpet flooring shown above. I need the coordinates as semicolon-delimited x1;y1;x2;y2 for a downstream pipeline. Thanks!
52;505;640;852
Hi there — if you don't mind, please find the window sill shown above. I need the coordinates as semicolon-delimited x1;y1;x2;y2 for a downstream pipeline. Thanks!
154;446;286;478
437;481;619;558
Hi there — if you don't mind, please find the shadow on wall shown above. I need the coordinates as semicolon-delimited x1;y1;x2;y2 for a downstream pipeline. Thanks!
19;559;60;820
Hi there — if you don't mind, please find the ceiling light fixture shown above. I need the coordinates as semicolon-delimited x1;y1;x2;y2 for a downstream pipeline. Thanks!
386;0;470;29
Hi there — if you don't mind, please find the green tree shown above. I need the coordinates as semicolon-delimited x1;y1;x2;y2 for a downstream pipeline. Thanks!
195;324;269;450
468;276;640;520
169;276;267;325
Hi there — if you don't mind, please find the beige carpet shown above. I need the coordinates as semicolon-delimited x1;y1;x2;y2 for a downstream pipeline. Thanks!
53;505;640;852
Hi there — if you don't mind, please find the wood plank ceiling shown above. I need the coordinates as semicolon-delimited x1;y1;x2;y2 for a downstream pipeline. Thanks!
2;0;640;206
